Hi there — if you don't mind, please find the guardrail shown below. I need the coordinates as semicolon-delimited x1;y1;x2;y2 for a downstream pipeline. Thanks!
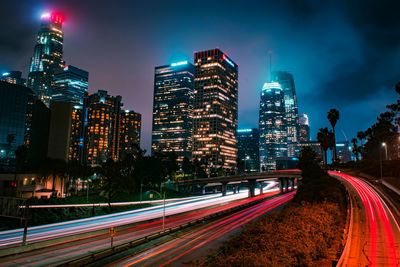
57;193;286;267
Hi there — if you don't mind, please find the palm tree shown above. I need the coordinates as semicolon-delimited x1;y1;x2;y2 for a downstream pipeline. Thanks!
327;109;340;163
317;127;330;166
6;134;15;159
351;138;360;161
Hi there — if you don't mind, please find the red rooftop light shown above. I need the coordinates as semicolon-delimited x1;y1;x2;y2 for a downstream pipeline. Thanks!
41;12;64;24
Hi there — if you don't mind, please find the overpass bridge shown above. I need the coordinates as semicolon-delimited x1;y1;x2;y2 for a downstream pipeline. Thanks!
176;169;302;197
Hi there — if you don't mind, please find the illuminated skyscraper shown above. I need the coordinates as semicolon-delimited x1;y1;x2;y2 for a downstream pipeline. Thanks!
28;12;65;107
152;61;194;162
298;113;310;142
47;102;85;162
259;82;287;171
271;71;298;143
192;49;238;173
237;129;260;172
51;65;89;104
1;71;26;86
120;110;141;157
85;90;122;165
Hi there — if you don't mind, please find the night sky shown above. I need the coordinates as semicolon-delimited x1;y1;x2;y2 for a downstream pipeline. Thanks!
1;0;399;152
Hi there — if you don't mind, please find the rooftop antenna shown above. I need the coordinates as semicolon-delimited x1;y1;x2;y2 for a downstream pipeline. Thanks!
268;49;273;82
341;129;348;142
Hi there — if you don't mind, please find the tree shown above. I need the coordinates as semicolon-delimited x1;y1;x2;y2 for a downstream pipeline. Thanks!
6;134;15;159
181;157;194;178
100;159;126;207
327;108;340;163
317;127;330;166
351;138;360;161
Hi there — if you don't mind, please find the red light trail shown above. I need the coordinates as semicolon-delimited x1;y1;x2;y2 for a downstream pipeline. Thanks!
330;171;400;266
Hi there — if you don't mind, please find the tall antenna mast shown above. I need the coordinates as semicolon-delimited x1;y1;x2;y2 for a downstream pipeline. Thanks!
268;49;272;81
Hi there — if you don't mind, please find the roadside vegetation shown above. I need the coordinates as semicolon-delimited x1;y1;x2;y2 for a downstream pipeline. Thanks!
206;147;347;266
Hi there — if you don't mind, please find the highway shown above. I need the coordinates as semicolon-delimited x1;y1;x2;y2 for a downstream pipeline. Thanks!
0;185;278;248
104;191;296;267
0;187;280;266
330;171;400;266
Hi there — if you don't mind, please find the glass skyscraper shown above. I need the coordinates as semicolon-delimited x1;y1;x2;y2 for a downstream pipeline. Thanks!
237;128;260;172
152;61;194;162
51;65;89;104
192;49;238;173
259;82;287;171
28;12;65;107
85;90;122;165
298;113;310;142
271;71;299;143
120;110;141;157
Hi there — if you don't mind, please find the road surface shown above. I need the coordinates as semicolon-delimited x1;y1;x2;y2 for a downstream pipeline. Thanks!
104;191;296;267
0;188;279;266
330;171;400;266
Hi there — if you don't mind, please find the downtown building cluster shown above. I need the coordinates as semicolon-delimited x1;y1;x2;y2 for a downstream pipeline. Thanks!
0;12;141;171
152;49;239;174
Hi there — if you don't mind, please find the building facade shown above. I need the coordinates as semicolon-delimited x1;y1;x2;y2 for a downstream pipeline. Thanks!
237;128;260;172
120;110;141;157
85;90;122;165
271;71;298;143
0;81;50;170
192;49;238;173
51;65;89;104
336;141;352;163
28;12;65;107
298;113;310;142
151;61;194;162
47;102;85;162
1;71;26;86
259;82;287;171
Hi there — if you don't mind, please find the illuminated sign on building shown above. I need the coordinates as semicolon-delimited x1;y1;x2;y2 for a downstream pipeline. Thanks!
171;61;188;67
222;54;235;67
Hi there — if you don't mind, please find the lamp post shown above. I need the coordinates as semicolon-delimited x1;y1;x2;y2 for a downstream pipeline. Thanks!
382;142;388;160
244;156;250;173
147;190;166;231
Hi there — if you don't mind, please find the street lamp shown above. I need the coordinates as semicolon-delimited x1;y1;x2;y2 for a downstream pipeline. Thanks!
244;156;250;173
147;190;166;231
382;142;388;160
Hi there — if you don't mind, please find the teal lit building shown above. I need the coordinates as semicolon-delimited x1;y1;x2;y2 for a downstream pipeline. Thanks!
237;128;260;172
151;61;195;162
51;65;89;104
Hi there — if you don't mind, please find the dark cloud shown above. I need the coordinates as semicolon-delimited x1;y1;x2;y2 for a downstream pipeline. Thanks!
0;0;398;150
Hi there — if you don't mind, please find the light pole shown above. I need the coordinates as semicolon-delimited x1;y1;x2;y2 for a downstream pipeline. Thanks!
244;156;250;173
86;179;90;203
147;190;166;231
382;142;388;160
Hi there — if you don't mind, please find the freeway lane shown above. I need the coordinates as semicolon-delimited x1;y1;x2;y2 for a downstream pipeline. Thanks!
0;189;279;266
330;171;400;266
0;187;277;248
105;191;296;267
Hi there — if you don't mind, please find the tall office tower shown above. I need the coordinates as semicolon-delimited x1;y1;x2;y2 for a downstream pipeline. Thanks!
237;128;260;172
52;65;89;104
1;71;26;86
47;102;85;162
271;71;298;143
85;90;122;165
120;110;142;157
192;49;239;173
259;82;287;171
0;81;50;170
336;141;352;163
298;113;310;142
151;61;195;162
28;12;65;107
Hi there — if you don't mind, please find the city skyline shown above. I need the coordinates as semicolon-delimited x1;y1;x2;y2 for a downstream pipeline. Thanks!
1;0;399;153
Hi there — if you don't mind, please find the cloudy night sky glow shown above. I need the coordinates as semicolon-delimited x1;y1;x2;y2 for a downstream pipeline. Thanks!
1;0;399;152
